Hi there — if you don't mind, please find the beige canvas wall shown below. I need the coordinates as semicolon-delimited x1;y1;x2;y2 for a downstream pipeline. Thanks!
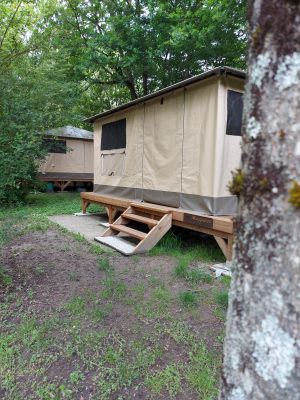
142;90;184;193
181;79;219;197
39;138;94;174
94;105;144;188
214;76;244;197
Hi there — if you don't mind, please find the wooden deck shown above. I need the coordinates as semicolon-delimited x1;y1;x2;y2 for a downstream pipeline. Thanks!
80;192;234;260
39;173;93;192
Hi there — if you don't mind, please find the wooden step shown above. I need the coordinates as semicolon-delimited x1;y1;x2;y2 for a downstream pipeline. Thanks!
95;236;136;255
98;205;172;255
110;224;147;240
123;213;158;226
131;201;172;214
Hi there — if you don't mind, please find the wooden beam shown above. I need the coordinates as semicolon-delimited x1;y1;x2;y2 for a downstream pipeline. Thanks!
214;235;233;261
105;206;118;224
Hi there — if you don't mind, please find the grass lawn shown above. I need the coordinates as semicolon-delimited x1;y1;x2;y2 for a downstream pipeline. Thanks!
0;193;229;400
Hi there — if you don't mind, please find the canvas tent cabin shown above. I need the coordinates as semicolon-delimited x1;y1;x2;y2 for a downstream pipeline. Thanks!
81;66;246;258
39;126;94;191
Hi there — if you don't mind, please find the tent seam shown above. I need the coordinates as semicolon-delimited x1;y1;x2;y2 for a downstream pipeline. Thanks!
180;89;186;206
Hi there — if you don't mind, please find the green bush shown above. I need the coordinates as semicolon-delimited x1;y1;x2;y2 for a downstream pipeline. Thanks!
0;132;46;204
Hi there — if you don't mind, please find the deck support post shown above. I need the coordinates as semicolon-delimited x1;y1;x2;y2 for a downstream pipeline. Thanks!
214;235;233;261
54;180;72;192
82;200;90;214
105;206;118;224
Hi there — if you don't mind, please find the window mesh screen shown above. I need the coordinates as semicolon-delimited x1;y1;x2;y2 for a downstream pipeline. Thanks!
226;90;243;136
43;138;66;154
101;119;126;150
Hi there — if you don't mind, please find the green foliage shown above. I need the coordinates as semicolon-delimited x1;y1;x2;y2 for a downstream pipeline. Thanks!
179;291;198;308
50;0;247;101
0;127;45;204
98;257;112;272
185;343;219;400
101;276;127;300
151;231;224;263
69;370;84;385
0;1;247;203
289;180;300;208
0;266;12;286
175;257;213;284
214;289;229;310
227;168;245;196
66;296;86;315
146;365;182;397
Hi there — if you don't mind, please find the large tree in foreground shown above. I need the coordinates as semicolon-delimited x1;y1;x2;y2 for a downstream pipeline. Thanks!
221;1;300;399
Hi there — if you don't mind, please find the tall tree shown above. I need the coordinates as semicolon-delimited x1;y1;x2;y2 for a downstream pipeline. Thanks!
221;1;300;399
51;0;247;101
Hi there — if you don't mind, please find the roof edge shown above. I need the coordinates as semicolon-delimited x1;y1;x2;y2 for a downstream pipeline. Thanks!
84;66;246;124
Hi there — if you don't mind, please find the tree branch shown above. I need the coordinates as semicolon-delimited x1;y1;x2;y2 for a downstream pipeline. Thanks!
0;0;23;50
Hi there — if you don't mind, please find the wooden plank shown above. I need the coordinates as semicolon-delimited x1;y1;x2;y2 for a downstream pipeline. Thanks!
95;236;136;255
81;192;234;239
39;172;93;180
173;220;230;239
105;206;118;224
81;192;130;209
122;213;159;226
212;217;234;234
134;213;172;253
174;210;233;234
183;213;213;229
214;236;229;259
131;201;172;214
110;224;147;240
226;235;234;261
213;235;234;261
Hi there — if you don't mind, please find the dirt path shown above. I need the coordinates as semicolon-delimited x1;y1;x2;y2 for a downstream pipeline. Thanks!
0;227;226;400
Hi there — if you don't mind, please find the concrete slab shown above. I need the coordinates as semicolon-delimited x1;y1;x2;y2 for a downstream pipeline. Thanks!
49;214;108;243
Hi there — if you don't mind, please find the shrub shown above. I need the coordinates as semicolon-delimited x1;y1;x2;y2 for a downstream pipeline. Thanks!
0;132;46;203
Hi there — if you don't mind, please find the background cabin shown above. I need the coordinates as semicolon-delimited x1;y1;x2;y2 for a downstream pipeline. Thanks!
39;126;94;192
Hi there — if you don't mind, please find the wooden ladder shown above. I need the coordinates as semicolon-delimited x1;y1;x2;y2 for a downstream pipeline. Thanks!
95;202;172;255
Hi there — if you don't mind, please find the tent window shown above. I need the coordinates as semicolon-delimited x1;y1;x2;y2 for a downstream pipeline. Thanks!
226;90;243;136
101;119;126;150
43;138;67;154
101;151;125;176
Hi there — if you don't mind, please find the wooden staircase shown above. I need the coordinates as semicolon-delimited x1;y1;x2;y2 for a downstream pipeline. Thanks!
95;202;172;255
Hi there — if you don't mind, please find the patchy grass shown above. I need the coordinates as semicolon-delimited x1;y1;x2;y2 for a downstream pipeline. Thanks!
186;343;220;400
179;291;198;308
146;364;182;397
0;192;100;219
175;257;213;284
150;230;225;263
0;193;227;399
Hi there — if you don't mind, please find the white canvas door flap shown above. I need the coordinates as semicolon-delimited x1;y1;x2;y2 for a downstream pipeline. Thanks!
142;91;184;192
182;81;219;197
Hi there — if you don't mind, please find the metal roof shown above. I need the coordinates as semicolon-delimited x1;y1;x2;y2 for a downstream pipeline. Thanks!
45;126;93;140
84;66;246;123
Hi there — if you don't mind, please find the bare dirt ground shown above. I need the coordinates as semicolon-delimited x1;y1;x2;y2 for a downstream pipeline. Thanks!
0;226;227;400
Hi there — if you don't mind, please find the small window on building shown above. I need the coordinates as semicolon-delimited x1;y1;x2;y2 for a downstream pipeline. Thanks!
43;138;67;154
101;118;126;150
226;90;243;136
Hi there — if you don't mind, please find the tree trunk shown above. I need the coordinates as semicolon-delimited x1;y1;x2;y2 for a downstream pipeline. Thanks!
220;1;300;399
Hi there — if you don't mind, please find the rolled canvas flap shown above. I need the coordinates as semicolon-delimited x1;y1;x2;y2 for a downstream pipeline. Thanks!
94;184;238;215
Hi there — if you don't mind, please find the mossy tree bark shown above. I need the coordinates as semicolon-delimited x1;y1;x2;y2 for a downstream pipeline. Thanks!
220;1;300;399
